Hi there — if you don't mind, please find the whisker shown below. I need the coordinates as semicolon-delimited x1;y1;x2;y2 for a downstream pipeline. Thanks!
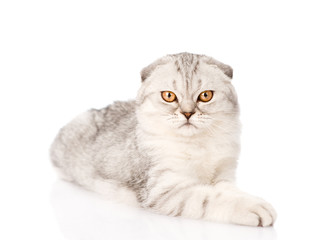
199;117;239;127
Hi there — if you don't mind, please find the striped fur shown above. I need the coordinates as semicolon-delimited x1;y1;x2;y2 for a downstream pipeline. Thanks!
50;53;276;226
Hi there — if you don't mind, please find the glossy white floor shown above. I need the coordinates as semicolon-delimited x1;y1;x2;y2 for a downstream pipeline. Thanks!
49;166;317;240
2;169;316;240
51;180;277;240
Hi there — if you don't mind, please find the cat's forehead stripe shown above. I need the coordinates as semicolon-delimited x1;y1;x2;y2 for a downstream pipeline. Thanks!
193;60;200;74
197;79;202;89
172;56;201;94
172;79;177;90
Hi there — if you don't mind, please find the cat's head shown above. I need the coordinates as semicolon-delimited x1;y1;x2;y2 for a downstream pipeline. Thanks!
136;53;239;137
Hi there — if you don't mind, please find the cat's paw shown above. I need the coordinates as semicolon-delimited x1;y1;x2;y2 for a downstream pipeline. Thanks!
230;196;277;227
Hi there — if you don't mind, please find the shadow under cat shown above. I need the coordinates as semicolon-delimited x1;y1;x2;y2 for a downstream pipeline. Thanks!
51;180;277;240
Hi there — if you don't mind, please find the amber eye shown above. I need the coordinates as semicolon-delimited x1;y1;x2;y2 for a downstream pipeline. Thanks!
198;90;213;102
161;91;177;102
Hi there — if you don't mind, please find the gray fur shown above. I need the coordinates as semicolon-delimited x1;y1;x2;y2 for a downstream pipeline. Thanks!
49;53;275;227
201;197;209;218
51;53;234;202
50;101;151;201
141;52;233;82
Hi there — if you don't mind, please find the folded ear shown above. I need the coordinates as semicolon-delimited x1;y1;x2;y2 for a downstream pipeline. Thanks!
140;57;170;82
204;56;233;79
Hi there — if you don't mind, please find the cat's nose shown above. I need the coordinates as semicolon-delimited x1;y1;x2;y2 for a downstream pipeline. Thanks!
182;112;195;120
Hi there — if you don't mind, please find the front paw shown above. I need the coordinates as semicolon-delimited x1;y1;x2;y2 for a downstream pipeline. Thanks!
230;196;277;227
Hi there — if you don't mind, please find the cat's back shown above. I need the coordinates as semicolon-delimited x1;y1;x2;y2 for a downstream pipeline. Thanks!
50;100;138;181
97;100;137;136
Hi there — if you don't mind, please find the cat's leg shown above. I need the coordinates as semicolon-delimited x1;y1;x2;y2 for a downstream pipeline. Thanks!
142;169;276;227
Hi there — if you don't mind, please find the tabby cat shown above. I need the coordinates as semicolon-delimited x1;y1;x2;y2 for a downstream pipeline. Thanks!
50;53;276;227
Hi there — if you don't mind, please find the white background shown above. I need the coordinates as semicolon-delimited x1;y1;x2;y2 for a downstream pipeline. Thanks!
1;0;316;239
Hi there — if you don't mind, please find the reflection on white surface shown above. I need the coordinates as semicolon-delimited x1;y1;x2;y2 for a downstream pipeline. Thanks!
51;180;276;240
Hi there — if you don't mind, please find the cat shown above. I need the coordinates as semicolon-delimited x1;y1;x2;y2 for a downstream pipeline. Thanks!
50;52;276;227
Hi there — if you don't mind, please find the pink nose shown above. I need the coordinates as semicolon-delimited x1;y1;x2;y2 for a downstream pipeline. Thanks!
182;112;195;120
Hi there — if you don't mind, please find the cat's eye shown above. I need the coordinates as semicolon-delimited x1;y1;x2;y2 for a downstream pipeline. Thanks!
161;91;177;102
198;90;213;102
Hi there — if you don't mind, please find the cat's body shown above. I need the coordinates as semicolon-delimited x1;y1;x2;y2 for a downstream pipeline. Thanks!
50;53;276;226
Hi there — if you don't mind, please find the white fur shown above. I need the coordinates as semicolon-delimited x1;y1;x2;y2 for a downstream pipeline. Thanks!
51;53;276;227
134;58;276;226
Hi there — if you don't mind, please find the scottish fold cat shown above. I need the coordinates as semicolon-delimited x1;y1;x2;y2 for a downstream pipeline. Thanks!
50;53;276;227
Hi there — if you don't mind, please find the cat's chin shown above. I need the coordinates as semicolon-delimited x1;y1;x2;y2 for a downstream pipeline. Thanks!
177;123;201;137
